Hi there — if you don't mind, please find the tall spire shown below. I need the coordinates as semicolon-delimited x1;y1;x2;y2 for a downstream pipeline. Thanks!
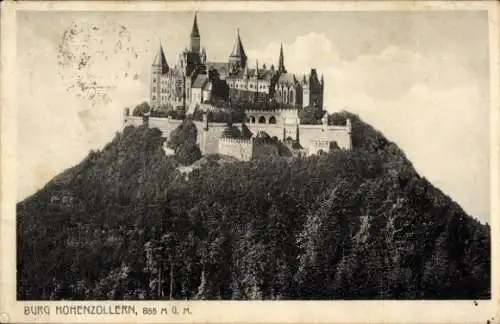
229;28;247;68
243;61;249;78
190;12;201;53
191;11;200;38
278;43;286;73
152;42;168;73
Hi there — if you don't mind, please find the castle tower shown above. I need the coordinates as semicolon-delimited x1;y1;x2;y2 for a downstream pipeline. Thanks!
201;47;207;64
190;12;201;54
150;43;169;109
320;73;324;108
243;63;249;78
302;74;310;108
229;28;247;70
278;43;286;73
255;59;259;102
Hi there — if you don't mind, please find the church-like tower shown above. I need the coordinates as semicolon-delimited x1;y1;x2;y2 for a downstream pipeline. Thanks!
190;13;201;54
278;43;286;73
228;28;247;71
150;43;169;109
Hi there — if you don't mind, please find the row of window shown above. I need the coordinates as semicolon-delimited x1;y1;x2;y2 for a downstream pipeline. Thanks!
230;82;269;90
153;78;179;85
247;116;277;124
277;90;295;104
152;87;182;93
152;95;180;101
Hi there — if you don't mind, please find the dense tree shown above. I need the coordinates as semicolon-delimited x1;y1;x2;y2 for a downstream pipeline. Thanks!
175;142;202;166
132;102;150;116
166;119;197;151
221;126;243;139
165;119;202;165
17;112;490;300
298;107;324;124
150;105;186;120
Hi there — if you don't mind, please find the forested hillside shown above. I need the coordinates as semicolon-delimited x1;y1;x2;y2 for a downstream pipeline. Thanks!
17;112;490;300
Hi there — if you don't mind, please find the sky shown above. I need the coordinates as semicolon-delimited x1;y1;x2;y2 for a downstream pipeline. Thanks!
16;9;491;222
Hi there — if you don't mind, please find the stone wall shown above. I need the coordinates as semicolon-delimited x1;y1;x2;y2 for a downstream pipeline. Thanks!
245;123;284;140
123;116;143;128
245;108;299;125
149;117;183;137
123;113;352;159
218;138;254;161
298;124;351;152
197;122;227;155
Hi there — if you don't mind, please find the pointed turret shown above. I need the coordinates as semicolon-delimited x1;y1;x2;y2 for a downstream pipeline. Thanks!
243;62;249;78
191;12;200;37
190;12;201;53
229;28;247;69
278;43;286;73
201;47;207;64
152;43;169;73
151;42;167;109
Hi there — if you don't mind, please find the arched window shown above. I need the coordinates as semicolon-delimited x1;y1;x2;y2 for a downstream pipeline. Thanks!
269;116;276;124
250;116;256;123
290;90;294;104
258;116;266;124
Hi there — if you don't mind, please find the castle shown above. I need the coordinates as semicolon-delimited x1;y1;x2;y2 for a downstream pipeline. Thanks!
124;13;352;161
149;13;324;114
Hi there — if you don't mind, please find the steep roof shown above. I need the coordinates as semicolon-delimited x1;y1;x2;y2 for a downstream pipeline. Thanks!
277;73;298;85
229;29;247;60
152;43;169;72
191;13;200;38
278;43;286;72
258;69;276;81
192;74;209;88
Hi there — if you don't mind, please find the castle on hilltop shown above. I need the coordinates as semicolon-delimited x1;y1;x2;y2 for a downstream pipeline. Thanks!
124;13;352;160
150;13;324;114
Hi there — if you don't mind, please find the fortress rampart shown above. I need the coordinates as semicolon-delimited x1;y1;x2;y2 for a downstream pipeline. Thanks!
218;137;254;161
123;109;351;160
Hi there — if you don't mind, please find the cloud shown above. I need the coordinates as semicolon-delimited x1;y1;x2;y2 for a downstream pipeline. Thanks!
247;33;490;221
247;32;340;73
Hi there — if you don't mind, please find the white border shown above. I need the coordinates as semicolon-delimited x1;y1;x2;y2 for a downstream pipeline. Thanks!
1;1;498;323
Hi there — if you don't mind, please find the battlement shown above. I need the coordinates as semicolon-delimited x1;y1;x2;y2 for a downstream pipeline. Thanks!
123;109;352;160
245;108;298;114
218;136;254;161
218;137;254;144
311;139;332;146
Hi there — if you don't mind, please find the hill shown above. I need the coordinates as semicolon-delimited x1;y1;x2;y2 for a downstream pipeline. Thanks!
16;112;490;300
